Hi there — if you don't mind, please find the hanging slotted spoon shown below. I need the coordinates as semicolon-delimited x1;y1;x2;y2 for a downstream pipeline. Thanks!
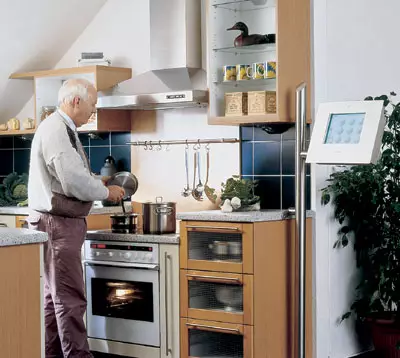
192;148;203;201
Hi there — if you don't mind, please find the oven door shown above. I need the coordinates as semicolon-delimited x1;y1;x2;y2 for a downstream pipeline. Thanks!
85;261;160;347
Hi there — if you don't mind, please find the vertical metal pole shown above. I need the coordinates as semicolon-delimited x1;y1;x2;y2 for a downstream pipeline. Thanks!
295;82;307;358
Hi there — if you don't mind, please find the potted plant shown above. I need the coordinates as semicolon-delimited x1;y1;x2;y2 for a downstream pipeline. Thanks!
218;175;260;212
321;93;400;356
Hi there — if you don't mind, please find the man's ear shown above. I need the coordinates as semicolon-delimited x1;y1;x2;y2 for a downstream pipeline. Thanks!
73;96;80;106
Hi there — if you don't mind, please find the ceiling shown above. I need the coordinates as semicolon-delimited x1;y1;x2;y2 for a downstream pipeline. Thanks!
0;0;107;122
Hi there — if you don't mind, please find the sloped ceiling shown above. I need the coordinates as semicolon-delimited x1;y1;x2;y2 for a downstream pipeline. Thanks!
0;0;107;122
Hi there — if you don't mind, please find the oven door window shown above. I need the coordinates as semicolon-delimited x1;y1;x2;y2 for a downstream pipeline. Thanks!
91;278;154;322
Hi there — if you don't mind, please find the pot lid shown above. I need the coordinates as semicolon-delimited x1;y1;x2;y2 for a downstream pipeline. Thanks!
145;196;176;205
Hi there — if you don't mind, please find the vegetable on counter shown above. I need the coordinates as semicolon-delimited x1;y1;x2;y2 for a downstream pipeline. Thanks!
0;172;28;207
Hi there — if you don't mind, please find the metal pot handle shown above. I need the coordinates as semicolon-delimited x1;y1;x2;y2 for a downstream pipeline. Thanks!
154;206;173;215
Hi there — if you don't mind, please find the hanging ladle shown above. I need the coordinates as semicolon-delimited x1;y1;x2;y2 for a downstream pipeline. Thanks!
181;142;191;197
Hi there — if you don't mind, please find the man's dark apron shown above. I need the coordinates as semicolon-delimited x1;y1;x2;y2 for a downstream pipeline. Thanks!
28;124;94;358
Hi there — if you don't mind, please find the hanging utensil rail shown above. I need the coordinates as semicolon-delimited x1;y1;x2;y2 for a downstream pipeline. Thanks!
128;138;239;146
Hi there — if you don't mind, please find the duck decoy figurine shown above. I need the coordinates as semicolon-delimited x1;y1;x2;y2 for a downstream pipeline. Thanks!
227;22;276;47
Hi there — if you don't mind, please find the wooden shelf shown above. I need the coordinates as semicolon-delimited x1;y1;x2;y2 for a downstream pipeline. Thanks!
208;113;280;125
0;129;36;136
10;66;132;91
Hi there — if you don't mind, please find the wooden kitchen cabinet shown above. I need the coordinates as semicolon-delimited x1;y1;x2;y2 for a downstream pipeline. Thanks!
7;66;132;135
207;0;311;125
179;218;313;358
0;243;44;358
160;244;180;358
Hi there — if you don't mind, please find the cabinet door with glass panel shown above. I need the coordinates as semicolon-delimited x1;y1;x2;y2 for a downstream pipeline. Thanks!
180;221;253;274
181;318;253;358
180;270;253;325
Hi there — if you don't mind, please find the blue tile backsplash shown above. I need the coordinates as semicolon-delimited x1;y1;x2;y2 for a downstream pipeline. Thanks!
0;132;131;181
240;125;311;210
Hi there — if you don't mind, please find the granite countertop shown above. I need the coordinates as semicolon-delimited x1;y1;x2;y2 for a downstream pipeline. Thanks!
0;228;48;247
86;230;180;244
0;202;132;216
177;209;315;223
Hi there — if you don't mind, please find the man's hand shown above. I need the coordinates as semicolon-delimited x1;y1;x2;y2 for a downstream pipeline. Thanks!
101;176;111;185
107;185;125;202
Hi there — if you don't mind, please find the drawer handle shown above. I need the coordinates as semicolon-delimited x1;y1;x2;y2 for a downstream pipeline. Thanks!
186;323;241;335
0;223;7;227
186;225;240;231
186;274;241;283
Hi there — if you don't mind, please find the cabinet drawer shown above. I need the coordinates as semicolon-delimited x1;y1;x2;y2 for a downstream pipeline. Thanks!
180;221;253;274
180;270;253;325
180;318;253;358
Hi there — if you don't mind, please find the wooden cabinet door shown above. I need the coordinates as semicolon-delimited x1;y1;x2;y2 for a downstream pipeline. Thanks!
180;318;253;358
180;221;254;274
180;270;253;325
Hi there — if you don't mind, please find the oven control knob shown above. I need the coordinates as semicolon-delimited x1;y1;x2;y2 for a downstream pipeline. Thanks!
144;253;153;262
108;252;114;257
95;251;101;257
123;253;131;259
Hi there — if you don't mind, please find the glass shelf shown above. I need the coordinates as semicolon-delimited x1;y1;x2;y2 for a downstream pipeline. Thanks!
213;43;276;54
214;77;276;88
212;0;275;11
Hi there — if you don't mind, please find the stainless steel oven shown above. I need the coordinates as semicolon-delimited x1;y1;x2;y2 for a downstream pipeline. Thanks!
84;240;160;348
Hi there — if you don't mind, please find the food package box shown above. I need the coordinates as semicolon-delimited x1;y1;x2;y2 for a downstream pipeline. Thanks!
248;91;276;115
225;92;248;116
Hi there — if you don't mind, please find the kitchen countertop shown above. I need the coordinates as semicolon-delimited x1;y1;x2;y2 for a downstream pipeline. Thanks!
177;209;315;223
0;203;132;216
86;230;180;244
0;228;48;247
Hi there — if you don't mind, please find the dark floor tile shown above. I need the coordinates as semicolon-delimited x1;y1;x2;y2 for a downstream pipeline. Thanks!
14;135;33;149
241;142;253;176
254;142;281;175
0;150;13;175
0;136;13;149
240;126;253;141
90;147;110;174
282;176;311;210
111;132;131;146
254;176;281;209
111;146;131;172
254;126;281;141
14;149;30;175
78;133;90;147
90;132;110;146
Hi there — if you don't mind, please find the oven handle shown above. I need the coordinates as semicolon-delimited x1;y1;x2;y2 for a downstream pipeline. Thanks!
83;260;159;270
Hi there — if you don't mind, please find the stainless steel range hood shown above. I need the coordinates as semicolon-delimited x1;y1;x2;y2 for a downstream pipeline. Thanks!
97;0;208;111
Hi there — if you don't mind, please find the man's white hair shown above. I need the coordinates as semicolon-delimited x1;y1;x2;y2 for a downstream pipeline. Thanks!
58;78;93;105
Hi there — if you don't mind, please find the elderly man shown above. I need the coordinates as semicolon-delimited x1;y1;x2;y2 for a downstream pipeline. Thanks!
27;78;125;358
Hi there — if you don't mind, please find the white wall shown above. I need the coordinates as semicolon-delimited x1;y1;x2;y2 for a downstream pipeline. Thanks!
0;0;107;122
313;1;400;357
51;0;239;212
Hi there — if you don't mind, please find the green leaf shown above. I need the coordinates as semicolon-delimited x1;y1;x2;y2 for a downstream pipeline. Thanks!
364;96;373;101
